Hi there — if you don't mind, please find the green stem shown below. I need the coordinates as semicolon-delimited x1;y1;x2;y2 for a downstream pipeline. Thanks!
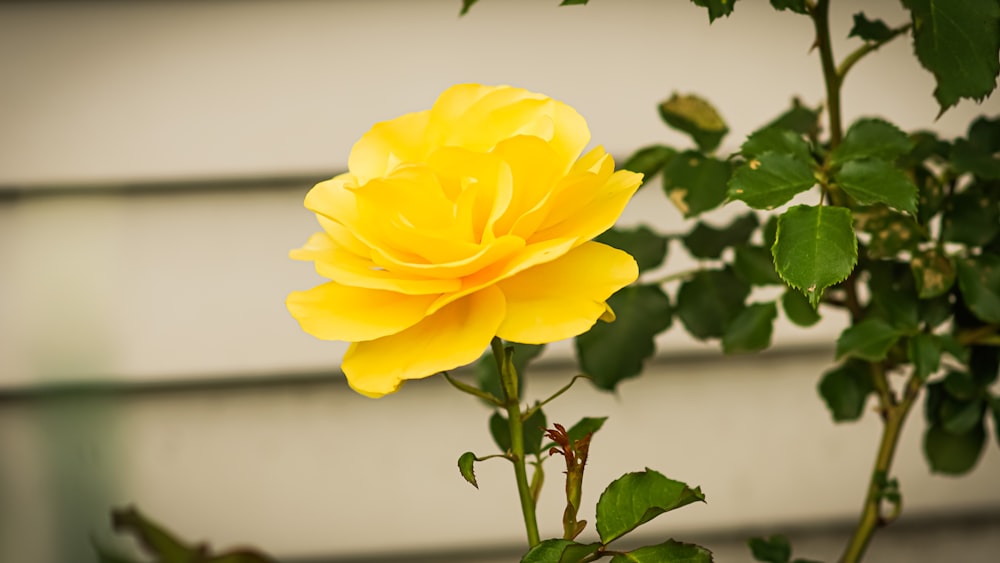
840;372;922;563
836;24;912;82
811;0;843;147
491;337;541;548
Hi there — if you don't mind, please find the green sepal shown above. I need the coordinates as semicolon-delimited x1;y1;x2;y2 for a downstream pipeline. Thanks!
576;285;672;390
772;205;858;307
595;469;706;544
818;360;875;422
475;342;544;404
658;93;729;152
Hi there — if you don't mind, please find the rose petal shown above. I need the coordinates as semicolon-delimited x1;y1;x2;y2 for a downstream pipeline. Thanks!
286;282;438;342
495;242;638;344
342;286;506;397
349;110;432;183
534;151;643;243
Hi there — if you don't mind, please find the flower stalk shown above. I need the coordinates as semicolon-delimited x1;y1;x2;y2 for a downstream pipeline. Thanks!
492;337;541;548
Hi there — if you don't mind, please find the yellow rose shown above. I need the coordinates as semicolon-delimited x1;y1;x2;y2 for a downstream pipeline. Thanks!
287;84;642;397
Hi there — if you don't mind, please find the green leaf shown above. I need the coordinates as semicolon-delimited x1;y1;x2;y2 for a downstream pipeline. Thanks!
849;13;894;42
659;93;729;152
741;127;813;165
520;539;586;563
910;247;956;298
942;183;1000;246
951;116;1000;178
748;535;791;563
909;333;942;380
956;254;1000;323
662;151;732;217
942;397;985;435
676;268;751;340
490;408;547;456
834;159;918;214
781;287;821;327
970;345;999;386
476;342;545;403
943;369;979;401
728;152;817;210
836;318;904;361
831;118;913;165
621;145;677;178
576;285;672;390
458;452;479;488
690;0;736;23
924;422;987;475
489;411;511;453
110;507;277;563
854;205;923;259
560;0;589;5
683;213;759;259
818;360;875;422
595;469;706;544
610;540;714;563
763;215;779;249
772;205;858;307
770;0;807;14
733;245;783;286
722;302;777;354
596;225;669;273
459;0;479;16
866;260;921;330
764;98;821;137
565;416;608;445
902;0;1000;110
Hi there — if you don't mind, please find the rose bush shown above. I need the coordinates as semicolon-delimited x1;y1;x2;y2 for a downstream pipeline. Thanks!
287;84;642;398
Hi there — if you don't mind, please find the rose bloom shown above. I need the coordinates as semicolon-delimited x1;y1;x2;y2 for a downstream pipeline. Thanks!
287;84;642;397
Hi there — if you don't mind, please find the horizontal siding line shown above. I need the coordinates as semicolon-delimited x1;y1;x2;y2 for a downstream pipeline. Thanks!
0;344;832;403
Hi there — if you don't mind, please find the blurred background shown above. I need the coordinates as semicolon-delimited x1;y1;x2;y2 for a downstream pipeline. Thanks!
1;1;998;561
